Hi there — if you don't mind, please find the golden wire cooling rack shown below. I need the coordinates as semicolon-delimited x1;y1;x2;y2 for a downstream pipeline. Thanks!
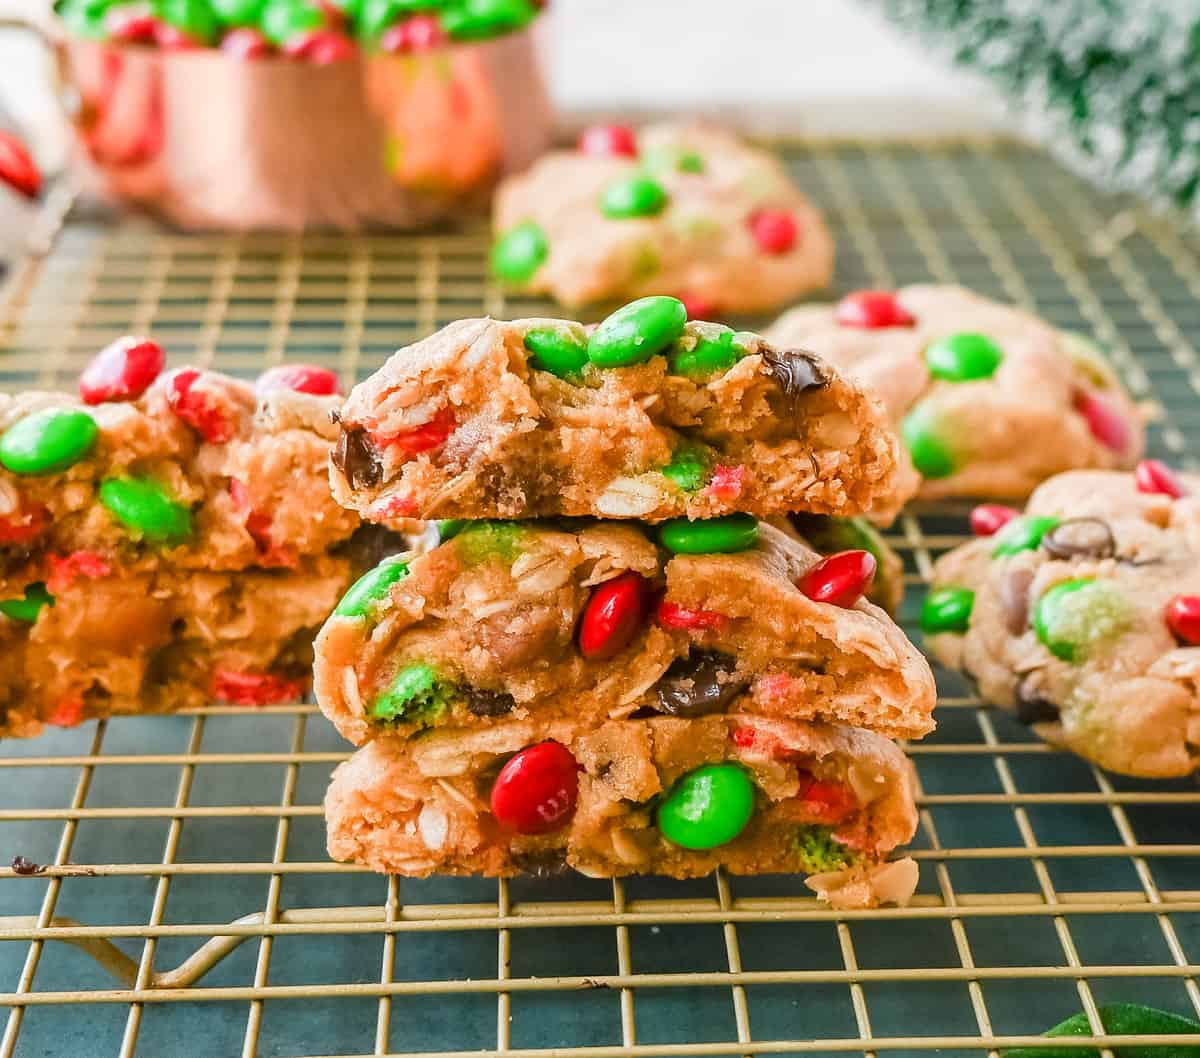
2;139;1200;1058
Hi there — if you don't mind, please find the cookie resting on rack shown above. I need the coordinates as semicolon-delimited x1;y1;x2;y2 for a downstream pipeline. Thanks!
328;301;905;524
767;285;1143;500
313;518;936;746
924;462;1200;777
490;122;834;314
325;714;919;908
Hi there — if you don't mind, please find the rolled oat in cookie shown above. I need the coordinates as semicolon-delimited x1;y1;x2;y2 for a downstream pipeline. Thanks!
329;303;905;524
924;463;1200;777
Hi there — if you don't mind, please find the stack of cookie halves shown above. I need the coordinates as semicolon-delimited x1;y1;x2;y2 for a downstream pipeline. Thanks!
316;297;937;908
0;339;396;737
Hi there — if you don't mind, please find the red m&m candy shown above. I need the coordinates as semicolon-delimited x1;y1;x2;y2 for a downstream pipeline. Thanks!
577;124;638;159
256;363;340;398
1166;595;1200;645
380;14;445;52
834;290;915;329
212;668;305;705
490;741;579;835
655;599;729;632
382;407;455;456
579;571;649;659
679;292;716;322
0;503;49;545
797;550;876;608
79;336;165;405
168;369;236;444
970;503;1020;537
1074;390;1130;453
283;28;356;62
1135;459;1187;499
221;27;274;58
747;209;798;254
0;131;41;200
106;7;160;42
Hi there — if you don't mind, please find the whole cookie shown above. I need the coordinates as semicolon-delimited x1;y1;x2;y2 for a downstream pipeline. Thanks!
491;122;834;314
768;285;1144;499
924;463;1200;777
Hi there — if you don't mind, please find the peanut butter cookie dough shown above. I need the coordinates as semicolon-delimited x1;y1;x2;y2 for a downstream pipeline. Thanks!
491;122;834;314
314;519;935;746
924;462;1200;777
326;714;919;908
329;302;904;524
768;285;1143;500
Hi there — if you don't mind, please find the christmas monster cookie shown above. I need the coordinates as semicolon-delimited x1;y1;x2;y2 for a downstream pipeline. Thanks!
329;303;905;523
0;339;367;593
325;713;919;908
924;462;1200;777
491;122;834;314
767;285;1143;500
313;519;936;745
0;554;351;738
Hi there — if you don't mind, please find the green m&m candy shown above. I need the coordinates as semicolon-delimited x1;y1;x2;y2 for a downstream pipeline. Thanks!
669;328;742;380
657;763;755;850
99;477;193;544
676;151;705;173
438;519;467;542
992;515;1059;557
642;144;705;175
659;514;758;555
155;0;220;40
661;446;710;492
439;0;535;41
1034;578;1130;662
587;296;687;368
925;332;1004;382
0;583;54;624
490;221;548;284
901;400;956;479
371;662;448;724
57;0;111;38
0;409;98;476
600;175;668;219
211;0;265;25
524;327;588;381
259;0;324;42
920;586;974;634
334;557;410;618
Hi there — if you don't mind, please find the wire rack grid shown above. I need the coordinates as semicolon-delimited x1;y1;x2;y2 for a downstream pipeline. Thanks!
1;139;1200;1058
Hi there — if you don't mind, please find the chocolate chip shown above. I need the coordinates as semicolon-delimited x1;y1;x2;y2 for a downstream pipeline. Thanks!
11;855;44;875
1041;517;1116;561
760;346;829;397
512;849;572;879
464;688;515;718
333;426;382;489
654;651;750;717
1014;676;1061;725
1000;566;1035;635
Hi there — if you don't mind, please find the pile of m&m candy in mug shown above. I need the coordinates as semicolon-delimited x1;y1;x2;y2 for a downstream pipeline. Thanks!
55;0;543;62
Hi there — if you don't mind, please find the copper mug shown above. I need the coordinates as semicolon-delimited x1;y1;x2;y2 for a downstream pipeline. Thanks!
27;19;553;230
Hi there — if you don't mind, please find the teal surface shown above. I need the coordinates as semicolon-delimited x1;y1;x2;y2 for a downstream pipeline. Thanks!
2;141;1200;1057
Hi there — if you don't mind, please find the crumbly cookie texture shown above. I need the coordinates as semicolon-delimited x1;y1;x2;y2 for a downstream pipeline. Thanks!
0;555;350;738
329;309;904;524
491;122;834;313
325;714;919;908
924;464;1200;777
767;285;1144;500
0;364;360;593
314;519;935;745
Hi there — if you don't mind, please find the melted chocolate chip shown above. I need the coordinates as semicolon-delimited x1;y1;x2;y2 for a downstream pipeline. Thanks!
464;687;516;718
1014;677;1061;725
333;426;382;489
1000;566;1035;636
1041;517;1116;561
512;849;572;879
11;855;44;875
760;346;829;398
654;651;750;717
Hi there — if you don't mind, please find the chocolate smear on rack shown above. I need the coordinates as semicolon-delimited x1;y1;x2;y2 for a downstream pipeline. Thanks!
11;855;44;875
